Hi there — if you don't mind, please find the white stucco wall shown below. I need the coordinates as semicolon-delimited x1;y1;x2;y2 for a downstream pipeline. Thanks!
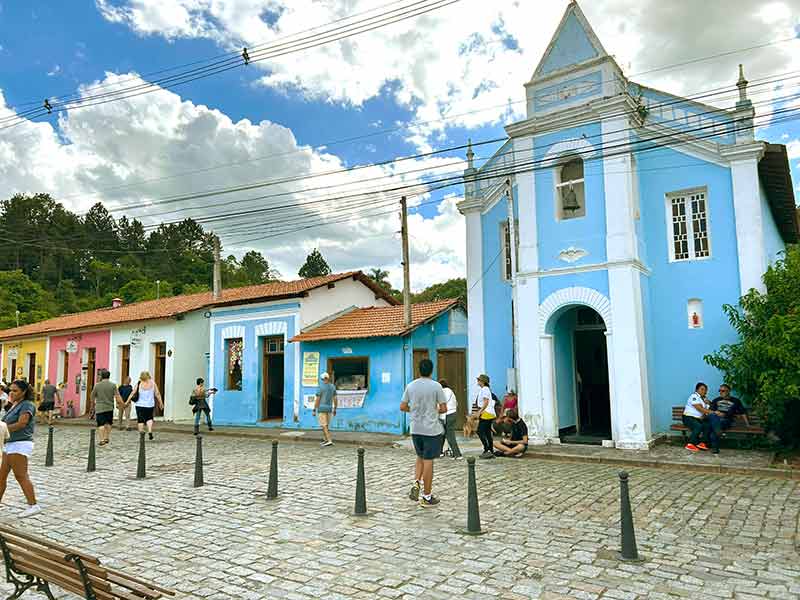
108;313;209;422
300;277;391;327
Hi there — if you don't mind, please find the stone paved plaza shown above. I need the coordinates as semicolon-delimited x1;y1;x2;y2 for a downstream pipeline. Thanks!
1;426;798;599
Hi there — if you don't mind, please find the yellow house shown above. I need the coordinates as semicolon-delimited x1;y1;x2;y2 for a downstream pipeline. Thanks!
2;338;48;393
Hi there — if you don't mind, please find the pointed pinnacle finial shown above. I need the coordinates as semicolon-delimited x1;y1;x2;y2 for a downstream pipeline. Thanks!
736;63;748;103
466;138;475;169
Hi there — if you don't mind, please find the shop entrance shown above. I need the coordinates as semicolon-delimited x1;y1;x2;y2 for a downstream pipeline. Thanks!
153;342;166;417
261;336;285;420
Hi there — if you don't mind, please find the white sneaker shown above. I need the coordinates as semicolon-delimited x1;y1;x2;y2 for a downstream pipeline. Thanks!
323;440;334;447
20;505;42;518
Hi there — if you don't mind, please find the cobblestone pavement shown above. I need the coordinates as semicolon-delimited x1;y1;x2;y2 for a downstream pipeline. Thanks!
1;426;798;599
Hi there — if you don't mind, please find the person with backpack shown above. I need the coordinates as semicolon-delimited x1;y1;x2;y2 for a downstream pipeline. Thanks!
473;374;496;459
190;378;216;435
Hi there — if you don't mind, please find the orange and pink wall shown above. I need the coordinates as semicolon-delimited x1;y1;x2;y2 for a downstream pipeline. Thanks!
47;330;110;416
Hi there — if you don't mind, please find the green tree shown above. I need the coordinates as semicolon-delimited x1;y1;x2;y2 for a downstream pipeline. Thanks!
241;250;280;284
368;268;391;289
298;248;331;278
0;270;57;328
412;278;467;304
704;246;800;444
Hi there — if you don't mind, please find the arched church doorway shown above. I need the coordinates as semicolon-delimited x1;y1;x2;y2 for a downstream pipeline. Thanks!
553;306;610;444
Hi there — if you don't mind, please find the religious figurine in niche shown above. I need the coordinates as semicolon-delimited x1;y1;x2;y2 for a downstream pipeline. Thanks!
690;312;701;328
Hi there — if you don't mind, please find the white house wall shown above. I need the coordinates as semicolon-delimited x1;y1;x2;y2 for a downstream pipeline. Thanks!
300;277;391;328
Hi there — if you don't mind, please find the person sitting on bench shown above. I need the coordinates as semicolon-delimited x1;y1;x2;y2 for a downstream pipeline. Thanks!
682;382;713;452
493;409;528;457
707;383;749;455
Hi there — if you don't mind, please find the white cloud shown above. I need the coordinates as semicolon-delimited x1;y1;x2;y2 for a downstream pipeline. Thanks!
94;0;800;146
47;65;61;76
0;74;465;290
787;139;800;159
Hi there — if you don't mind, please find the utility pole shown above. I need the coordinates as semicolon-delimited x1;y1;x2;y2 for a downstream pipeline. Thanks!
156;280;161;300
400;196;411;328
212;236;222;300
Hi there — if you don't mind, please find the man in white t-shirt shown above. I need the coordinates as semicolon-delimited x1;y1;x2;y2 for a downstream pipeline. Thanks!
682;382;712;452
473;374;495;459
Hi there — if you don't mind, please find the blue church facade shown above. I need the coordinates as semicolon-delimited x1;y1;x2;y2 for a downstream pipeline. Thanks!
460;2;799;448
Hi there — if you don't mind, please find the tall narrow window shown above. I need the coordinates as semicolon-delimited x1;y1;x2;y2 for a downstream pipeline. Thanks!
225;338;243;391
60;351;69;386
556;156;586;219
667;189;711;261
500;220;520;281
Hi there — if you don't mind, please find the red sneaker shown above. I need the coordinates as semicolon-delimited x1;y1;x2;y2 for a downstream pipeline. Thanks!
685;443;699;452
697;443;709;451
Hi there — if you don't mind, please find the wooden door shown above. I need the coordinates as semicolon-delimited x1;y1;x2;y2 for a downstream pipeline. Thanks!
261;336;285;420
62;351;70;386
85;349;96;415
120;345;130;381
154;343;166;417
27;353;36;386
10;359;17;380
412;349;429;379
437;350;467;428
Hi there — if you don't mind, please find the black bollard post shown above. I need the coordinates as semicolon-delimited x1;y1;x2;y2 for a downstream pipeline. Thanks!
458;457;486;535
136;432;146;480
266;440;278;499
352;447;369;516
618;471;641;561
194;435;204;488
87;428;96;473
45;426;54;467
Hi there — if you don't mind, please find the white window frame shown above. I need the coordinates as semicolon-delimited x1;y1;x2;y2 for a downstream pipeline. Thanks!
665;187;712;262
554;156;586;221
500;220;519;282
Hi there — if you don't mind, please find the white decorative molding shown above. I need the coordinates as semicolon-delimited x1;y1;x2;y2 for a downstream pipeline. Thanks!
539;286;612;335
543;137;597;161
255;321;287;337
558;247;588;263
220;325;245;340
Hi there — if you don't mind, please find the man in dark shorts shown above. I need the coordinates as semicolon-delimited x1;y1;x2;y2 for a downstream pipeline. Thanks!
400;358;447;507
493;409;529;457
38;379;60;425
91;370;123;446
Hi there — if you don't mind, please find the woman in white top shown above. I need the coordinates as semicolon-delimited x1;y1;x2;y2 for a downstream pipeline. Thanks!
132;371;164;440
438;379;462;459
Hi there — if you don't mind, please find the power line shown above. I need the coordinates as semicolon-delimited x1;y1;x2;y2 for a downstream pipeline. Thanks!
0;0;463;129
66;72;800;222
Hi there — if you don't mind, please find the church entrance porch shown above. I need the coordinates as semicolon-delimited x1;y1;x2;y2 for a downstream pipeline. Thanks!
552;306;611;445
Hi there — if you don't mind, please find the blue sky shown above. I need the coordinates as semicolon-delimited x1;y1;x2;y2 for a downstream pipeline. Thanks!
0;0;797;288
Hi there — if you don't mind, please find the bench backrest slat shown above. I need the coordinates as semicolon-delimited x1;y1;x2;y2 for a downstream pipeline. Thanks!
671;406;761;426
0;525;100;564
105;567;176;596
9;557;118;600
4;542;112;592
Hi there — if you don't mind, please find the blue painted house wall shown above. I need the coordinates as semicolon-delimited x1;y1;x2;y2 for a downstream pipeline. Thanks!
480;198;514;393
636;146;742;432
296;309;467;435
211;303;299;427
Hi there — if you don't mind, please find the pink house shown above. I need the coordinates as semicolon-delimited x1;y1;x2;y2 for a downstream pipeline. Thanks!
48;330;111;417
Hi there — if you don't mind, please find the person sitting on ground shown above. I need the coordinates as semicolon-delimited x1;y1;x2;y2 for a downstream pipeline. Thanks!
493;409;529;457
707;383;749;455
682;382;713;452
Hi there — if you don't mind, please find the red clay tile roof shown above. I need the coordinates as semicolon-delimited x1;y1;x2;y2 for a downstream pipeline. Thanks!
290;299;461;342
0;272;397;342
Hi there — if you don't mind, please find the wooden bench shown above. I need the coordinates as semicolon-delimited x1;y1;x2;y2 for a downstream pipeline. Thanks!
670;406;765;440
0;525;175;600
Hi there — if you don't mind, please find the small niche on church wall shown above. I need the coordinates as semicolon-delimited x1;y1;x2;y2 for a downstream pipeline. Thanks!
687;299;703;329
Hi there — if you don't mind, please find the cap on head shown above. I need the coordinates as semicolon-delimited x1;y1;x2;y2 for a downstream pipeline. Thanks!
477;374;490;385
321;372;330;381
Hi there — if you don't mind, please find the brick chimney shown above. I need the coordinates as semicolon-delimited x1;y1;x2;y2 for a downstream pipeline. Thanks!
112;298;123;308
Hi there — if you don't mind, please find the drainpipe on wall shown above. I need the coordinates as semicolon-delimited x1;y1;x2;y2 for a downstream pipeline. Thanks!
505;178;520;393
401;340;408;435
